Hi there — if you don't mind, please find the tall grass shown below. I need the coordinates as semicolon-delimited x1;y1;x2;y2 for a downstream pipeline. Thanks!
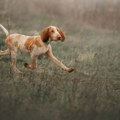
0;18;120;119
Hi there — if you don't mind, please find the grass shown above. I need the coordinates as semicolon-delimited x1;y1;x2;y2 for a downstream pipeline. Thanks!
0;17;120;120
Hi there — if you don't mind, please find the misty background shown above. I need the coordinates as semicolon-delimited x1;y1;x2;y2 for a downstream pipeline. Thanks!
0;0;120;30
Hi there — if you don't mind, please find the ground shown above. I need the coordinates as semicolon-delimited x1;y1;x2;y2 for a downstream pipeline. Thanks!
0;16;120;120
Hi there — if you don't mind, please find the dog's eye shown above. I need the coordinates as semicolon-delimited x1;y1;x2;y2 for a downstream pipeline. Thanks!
51;30;54;33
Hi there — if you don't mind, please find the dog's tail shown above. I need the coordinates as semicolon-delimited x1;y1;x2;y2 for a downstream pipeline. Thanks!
0;24;9;36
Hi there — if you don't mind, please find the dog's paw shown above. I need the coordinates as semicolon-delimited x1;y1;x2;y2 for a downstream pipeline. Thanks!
68;68;74;73
24;63;36;69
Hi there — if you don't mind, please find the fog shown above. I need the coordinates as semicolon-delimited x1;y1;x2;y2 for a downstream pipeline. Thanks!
0;0;120;30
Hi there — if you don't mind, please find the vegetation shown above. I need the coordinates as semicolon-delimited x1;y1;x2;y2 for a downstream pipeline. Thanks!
0;0;120;120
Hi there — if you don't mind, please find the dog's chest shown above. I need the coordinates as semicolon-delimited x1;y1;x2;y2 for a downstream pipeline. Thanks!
32;45;49;56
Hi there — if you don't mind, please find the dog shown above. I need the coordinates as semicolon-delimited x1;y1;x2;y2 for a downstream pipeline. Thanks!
0;24;74;73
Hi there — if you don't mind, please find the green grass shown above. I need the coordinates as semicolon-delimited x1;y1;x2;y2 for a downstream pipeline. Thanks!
0;20;120;120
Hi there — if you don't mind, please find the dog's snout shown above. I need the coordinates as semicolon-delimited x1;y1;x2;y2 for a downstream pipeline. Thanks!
57;35;61;40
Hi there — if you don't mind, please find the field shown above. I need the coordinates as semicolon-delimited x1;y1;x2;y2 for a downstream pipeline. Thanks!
0;15;120;120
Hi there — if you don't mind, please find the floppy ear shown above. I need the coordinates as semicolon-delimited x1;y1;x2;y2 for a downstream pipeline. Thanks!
57;27;65;42
40;27;50;42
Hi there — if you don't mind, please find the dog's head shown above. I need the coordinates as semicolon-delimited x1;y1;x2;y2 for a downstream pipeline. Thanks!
40;26;65;43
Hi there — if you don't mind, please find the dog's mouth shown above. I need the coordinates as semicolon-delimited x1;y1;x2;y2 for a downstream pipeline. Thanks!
51;37;63;42
50;39;58;42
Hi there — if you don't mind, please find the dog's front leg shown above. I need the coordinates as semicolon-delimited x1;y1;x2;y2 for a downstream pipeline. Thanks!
46;46;74;72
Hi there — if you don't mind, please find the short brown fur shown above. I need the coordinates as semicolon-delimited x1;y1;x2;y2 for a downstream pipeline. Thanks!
40;27;50;43
0;24;74;73
34;37;41;47
24;37;34;52
6;36;12;48
57;27;65;41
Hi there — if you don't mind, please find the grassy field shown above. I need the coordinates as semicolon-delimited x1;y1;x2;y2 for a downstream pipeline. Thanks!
0;16;120;120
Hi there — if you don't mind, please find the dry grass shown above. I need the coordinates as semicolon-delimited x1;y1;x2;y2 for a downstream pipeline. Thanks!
0;19;120;120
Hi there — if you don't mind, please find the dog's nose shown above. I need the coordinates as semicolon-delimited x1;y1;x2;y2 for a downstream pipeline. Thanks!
58;36;61;40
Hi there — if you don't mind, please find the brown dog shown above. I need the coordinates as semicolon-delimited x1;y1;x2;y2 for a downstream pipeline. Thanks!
0;24;74;73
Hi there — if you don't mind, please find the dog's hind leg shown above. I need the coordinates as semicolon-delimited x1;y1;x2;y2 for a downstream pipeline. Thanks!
0;49;10;56
10;49;22;74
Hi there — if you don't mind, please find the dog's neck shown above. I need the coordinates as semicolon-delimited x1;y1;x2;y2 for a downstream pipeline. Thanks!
40;36;50;45
43;39;51;45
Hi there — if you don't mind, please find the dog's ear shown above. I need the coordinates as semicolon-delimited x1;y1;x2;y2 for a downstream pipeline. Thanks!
40;27;50;42
57;27;65;42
